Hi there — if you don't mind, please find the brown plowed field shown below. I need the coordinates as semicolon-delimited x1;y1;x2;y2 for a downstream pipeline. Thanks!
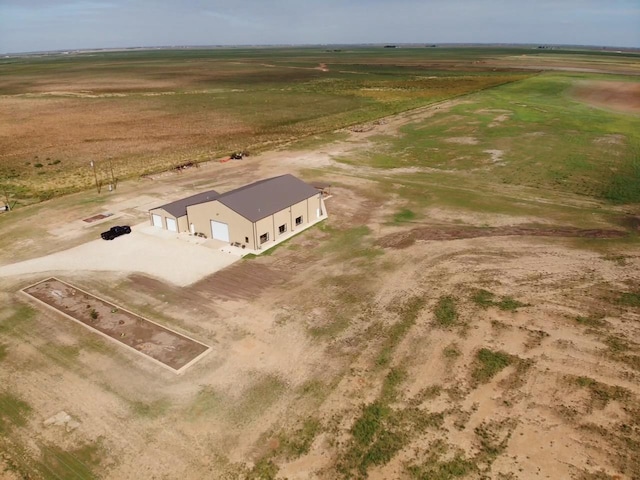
190;261;290;300
571;80;640;114
378;225;628;249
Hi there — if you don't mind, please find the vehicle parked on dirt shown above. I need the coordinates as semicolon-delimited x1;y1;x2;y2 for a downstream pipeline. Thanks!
101;225;131;240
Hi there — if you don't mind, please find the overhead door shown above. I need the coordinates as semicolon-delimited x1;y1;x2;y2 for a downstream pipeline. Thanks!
166;218;178;232
210;220;230;242
152;214;163;228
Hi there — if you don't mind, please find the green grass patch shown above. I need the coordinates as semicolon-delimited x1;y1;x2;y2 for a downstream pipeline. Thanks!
231;375;286;423
472;289;495;308
0;343;7;362
0;392;32;433
443;343;462;359
37;442;102;480
380;367;407;403
338;356;444;477
617;291;640;307
603;145;640;204
245;457;279;480
307;314;350;339
187;386;224;419
407;453;476;480
434;296;458;327
130;399;171;419
575;314;606;328
338;401;408;476
277;418;322;459
0;304;36;335
392;208;416;223
472;349;513;384
377;295;426;367
319;224;383;260
472;289;527;311
496;296;527;311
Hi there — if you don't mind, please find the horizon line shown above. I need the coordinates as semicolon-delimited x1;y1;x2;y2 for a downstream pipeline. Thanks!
3;42;640;57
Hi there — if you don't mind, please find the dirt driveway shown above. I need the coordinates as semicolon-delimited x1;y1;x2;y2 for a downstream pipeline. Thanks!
0;224;240;286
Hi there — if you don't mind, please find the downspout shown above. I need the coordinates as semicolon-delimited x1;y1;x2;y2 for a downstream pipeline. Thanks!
253;221;257;250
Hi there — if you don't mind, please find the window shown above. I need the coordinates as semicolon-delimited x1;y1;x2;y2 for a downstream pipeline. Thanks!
245;236;249;243
278;224;287;235
295;216;303;226
259;233;269;244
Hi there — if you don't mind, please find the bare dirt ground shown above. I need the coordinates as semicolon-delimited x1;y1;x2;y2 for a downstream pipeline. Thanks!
377;225;628;249
1;98;639;480
570;81;640;115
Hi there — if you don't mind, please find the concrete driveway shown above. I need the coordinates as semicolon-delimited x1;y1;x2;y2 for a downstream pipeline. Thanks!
0;224;241;286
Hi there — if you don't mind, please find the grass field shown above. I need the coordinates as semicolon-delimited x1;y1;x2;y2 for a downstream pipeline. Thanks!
339;72;640;206
1;46;640;480
3;46;637;204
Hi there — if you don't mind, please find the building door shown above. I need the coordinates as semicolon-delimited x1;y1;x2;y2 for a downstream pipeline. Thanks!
166;218;178;232
210;220;230;242
152;214;163;228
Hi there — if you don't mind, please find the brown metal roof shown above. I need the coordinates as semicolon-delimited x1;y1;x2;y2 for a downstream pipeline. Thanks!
153;189;220;218
217;174;319;222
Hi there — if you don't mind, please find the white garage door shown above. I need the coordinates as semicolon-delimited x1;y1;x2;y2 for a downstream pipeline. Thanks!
166;218;178;232
152;214;163;228
210;220;230;242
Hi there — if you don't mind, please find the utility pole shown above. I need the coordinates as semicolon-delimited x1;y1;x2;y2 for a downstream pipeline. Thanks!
90;160;101;193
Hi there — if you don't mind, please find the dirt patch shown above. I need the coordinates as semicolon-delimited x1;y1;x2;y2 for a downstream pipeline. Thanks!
22;277;210;372
445;136;478;145
571;81;640;115
489;113;512;127
190;261;289;300
83;213;112;223
484;149;505;164
378;225;627;249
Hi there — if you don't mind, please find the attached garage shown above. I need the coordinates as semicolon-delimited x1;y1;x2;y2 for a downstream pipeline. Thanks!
152;214;163;228
166;218;178;232
149;189;219;233
210;220;230;242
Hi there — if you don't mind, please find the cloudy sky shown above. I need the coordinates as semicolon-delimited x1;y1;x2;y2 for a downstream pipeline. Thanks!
1;0;638;53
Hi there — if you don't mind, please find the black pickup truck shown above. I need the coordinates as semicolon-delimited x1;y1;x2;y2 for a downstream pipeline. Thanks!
101;225;131;240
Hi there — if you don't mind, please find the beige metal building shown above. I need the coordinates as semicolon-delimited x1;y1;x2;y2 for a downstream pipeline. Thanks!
149;174;327;251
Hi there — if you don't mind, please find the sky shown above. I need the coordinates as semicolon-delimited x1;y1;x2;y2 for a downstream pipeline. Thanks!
1;0;639;54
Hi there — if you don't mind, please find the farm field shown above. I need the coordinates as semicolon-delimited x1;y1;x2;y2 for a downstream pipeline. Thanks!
1;47;640;479
2;46;638;204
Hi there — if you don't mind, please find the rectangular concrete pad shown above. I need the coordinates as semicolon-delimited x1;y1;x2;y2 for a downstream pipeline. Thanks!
22;277;210;374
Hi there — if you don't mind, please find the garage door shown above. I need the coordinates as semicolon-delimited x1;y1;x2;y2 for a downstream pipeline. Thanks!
152;214;163;228
210;220;230;242
166;218;178;232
